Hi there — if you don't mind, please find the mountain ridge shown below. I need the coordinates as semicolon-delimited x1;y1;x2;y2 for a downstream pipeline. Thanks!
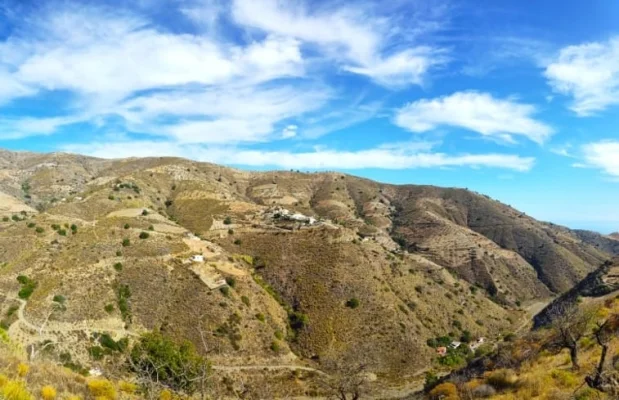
0;149;616;393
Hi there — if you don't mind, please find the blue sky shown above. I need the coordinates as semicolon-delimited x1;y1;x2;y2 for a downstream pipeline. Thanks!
1;0;619;233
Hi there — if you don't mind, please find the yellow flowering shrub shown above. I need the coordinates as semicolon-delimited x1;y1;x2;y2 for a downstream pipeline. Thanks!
87;379;117;400
40;385;57;400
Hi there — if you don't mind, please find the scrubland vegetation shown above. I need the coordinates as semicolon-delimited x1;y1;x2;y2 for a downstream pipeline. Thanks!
426;296;619;399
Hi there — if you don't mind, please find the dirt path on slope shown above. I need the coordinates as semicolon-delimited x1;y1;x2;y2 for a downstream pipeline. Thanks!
515;298;554;334
8;296;138;338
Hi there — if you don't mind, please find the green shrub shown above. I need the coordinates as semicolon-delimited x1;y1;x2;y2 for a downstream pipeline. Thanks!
503;333;516;342
225;277;236;288
241;296;250;307
460;330;472;343
6;305;18;317
99;333;127;352
220;286;230;297
288;311;309;332
270;341;280;352
130;332;208;393
233;239;242;245
122;238;130;247
16;275;37;300
108;195;115;200
57;229;67;236
113;262;123;271
52;295;66;304
141;209;149;216
104;304;114;313
255;313;265;322
116;284;132;322
35;227;44;233
27;222;36;228
148;225;154;231
2;217;8;222
139;232;149;239
89;345;105;360
223;216;232;225
345;298;360;309
424;371;440;392
124;223;130;229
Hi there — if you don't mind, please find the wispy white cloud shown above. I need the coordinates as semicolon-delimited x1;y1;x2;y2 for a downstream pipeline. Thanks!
230;0;446;87
394;91;553;144
545;37;619;116
582;140;619;177
0;0;542;177
281;125;298;138
7;11;303;102
550;143;575;158
460;36;552;77
63;140;535;172
0;4;324;142
0;116;83;139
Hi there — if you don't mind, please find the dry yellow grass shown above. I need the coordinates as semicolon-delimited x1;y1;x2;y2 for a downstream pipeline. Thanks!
461;298;619;399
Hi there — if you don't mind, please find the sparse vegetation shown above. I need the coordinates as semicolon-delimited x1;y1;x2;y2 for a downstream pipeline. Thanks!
116;284;132;322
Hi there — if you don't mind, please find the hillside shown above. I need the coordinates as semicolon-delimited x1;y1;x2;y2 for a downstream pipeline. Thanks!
534;259;619;328
427;258;619;400
0;149;616;397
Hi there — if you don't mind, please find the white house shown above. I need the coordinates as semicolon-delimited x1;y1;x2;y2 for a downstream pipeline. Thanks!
289;213;316;225
191;255;204;263
449;341;462;349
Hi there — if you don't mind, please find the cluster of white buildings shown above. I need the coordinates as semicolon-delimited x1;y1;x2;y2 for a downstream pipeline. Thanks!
268;207;317;225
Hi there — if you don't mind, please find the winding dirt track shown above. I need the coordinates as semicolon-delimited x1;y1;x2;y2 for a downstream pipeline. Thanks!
11;297;138;337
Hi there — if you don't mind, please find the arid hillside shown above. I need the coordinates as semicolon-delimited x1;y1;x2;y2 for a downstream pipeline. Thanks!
0;150;616;397
429;258;619;400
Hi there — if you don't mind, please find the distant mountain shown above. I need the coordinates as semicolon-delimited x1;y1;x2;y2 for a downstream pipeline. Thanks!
0;149;616;393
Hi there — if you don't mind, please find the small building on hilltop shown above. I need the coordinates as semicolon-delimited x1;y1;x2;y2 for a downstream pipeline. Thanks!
191;254;204;263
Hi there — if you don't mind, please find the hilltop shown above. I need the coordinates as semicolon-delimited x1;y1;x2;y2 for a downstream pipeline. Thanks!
0;150;616;397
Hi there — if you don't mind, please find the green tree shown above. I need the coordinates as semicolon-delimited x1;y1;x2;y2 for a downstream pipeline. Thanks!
129;332;209;394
